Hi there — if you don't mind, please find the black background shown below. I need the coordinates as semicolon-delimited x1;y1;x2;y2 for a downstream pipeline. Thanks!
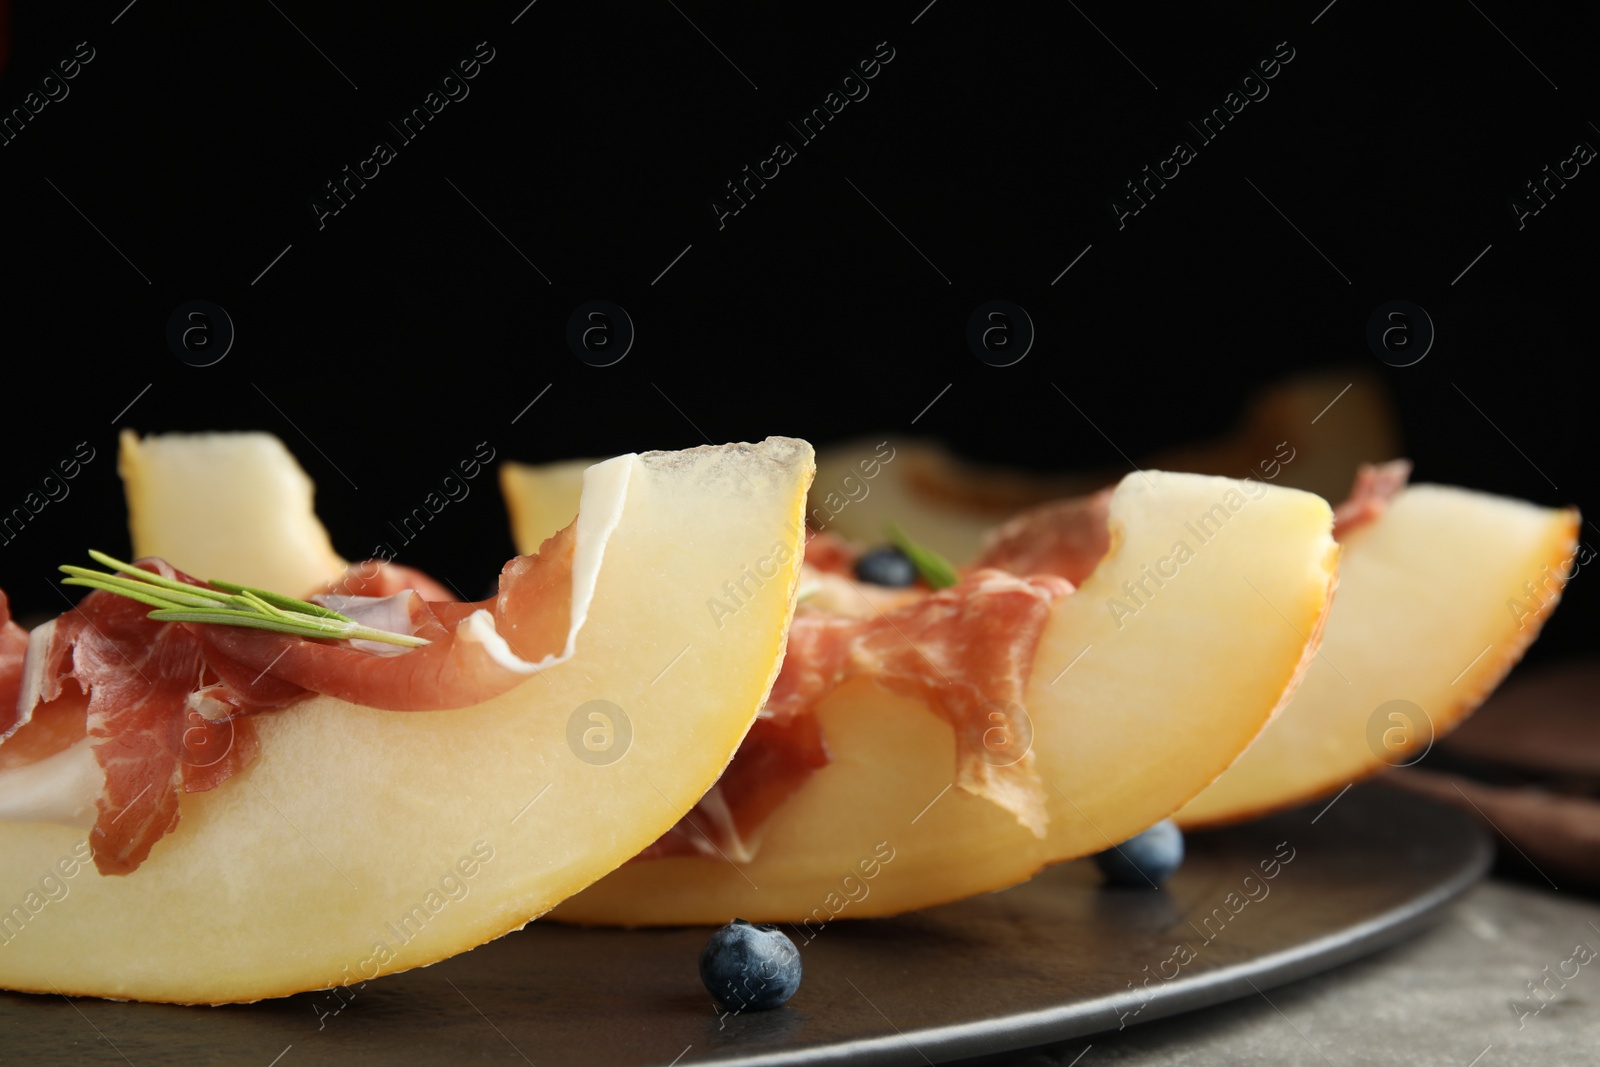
0;0;1593;664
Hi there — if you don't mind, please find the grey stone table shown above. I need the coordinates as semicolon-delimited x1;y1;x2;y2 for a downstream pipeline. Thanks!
959;878;1600;1067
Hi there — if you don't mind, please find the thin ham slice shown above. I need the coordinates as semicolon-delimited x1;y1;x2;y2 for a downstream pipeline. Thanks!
971;487;1113;585
1;521;584;875
0;590;29;739
800;531;860;576
1331;460;1412;540
635;568;1073;862
0;689;88;773
0;592;81;776
313;560;462;603
974;461;1413;583
768;569;1072;835
635;714;829;862
196;523;576;712
28;563;264;874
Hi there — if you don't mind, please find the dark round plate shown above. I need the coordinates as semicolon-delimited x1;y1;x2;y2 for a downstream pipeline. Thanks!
0;781;1490;1065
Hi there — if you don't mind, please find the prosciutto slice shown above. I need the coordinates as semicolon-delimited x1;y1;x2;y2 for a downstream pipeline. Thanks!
971;487;1113;585
0;516;611;876
638;568;1072;861
24;565;262;873
1331;460;1412;540
635;713;829;862
0;591;29;739
769;569;1071;834
974;461;1413;583
314;560;462;603
196;524;580;712
797;531;860;576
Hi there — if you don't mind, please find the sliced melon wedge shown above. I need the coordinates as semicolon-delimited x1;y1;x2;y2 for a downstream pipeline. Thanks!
501;457;596;555
805;372;1399;563
0;437;813;1003
1176;484;1580;827
553;470;1339;924
118;429;348;595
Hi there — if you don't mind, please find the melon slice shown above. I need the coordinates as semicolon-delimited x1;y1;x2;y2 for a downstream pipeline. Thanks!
501;457;595;556
552;470;1339;924
805;371;1399;563
118;429;348;595
1176;485;1580;827
0;437;813;1003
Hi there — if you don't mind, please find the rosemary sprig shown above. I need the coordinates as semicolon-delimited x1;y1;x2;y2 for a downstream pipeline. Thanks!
59;550;429;648
884;523;961;589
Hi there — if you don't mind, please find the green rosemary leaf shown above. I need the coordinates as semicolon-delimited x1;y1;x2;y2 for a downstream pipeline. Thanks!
233;589;294;621
85;550;232;603
60;567;227;610
63;550;430;648
884;523;961;590
338;626;431;649
207;579;351;621
61;571;221;610
61;576;195;613
147;606;343;630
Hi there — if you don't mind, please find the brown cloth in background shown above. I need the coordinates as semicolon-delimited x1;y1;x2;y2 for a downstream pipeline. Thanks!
1388;660;1600;891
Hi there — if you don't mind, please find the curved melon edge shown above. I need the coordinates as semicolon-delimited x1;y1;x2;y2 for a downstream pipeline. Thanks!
1176;503;1580;830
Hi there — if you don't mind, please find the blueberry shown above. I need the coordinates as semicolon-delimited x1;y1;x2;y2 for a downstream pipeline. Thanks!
699;919;802;1011
1094;819;1184;887
854;546;917;587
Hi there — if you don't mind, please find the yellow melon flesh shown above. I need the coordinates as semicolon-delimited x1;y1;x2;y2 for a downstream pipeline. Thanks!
1177;485;1580;827
501;458;596;555
118;429;349;595
808;439;1003;562
553;471;1339;925
0;438;813;1003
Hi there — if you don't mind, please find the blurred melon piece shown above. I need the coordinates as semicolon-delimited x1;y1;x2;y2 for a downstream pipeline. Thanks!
119;430;347;595
811;370;1399;561
500;458;595;555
